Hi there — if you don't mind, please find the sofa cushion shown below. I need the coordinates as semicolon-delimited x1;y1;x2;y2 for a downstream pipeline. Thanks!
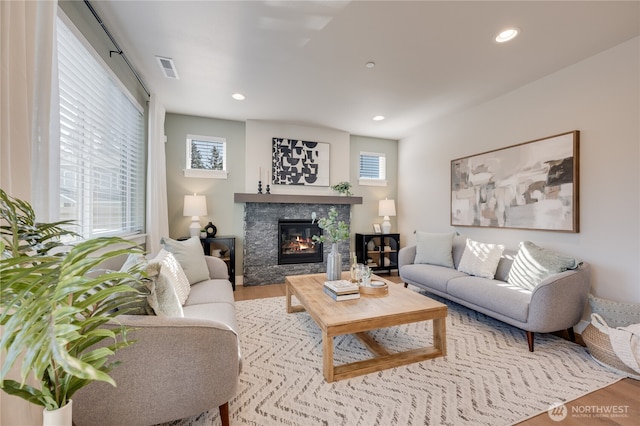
414;231;455;268
452;234;468;269
183;302;239;335
457;239;505;279
161;236;210;285
151;250;191;305
507;241;581;291
447;276;531;322
185;279;235;306
401;263;467;293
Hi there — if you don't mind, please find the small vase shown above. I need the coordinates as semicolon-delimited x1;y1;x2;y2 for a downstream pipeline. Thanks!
349;251;359;283
43;400;72;426
326;243;342;281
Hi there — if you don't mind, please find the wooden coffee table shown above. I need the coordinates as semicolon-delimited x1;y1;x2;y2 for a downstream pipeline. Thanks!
285;272;447;382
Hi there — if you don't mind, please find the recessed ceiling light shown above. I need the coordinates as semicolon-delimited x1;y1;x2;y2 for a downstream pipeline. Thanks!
365;61;375;69
495;28;519;43
373;115;385;121
231;93;245;100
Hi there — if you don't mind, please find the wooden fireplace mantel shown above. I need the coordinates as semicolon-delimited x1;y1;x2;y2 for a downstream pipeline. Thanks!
234;193;363;205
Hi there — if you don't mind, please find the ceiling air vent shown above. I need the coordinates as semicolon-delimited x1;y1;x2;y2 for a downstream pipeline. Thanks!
155;56;179;79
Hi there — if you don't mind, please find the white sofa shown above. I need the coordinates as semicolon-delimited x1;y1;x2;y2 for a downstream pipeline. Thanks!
399;234;591;351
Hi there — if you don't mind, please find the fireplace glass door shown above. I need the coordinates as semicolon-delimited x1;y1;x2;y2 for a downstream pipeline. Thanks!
278;220;323;264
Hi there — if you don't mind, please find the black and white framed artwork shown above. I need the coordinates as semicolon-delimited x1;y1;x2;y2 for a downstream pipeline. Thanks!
272;138;330;186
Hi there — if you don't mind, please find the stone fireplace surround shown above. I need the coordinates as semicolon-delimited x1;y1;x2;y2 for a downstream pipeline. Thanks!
237;194;362;286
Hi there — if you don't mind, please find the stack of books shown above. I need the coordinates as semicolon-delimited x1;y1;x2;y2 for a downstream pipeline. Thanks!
323;280;360;301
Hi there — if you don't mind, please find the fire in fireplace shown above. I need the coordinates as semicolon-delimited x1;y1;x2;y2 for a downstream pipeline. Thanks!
278;219;323;265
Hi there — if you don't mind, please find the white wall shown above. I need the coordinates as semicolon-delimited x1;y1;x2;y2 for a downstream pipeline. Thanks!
245;120;350;194
398;37;639;304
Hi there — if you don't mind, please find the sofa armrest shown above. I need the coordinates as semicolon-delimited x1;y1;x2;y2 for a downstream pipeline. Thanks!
73;315;240;425
526;263;592;332
399;245;417;270
205;255;229;279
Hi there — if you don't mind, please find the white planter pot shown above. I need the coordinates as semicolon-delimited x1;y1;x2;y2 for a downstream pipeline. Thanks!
43;400;72;426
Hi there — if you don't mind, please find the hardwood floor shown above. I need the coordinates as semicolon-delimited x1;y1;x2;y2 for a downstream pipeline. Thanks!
234;277;640;425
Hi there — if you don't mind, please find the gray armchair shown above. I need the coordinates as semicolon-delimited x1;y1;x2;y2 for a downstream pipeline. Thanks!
73;256;240;426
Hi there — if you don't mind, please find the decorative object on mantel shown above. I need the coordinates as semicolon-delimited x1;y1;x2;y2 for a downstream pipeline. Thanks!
331;181;352;196
312;207;350;281
451;130;580;232
204;221;217;238
183;193;207;237
272;137;330;186
378;198;396;234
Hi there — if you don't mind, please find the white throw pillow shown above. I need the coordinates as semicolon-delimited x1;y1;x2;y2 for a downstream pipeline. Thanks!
160;236;210;285
151;249;191;305
147;267;184;317
457;239;505;279
507;241;580;291
414;231;455;268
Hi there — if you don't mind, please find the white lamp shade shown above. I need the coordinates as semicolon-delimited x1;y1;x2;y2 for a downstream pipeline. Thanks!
183;194;207;217
378;199;396;217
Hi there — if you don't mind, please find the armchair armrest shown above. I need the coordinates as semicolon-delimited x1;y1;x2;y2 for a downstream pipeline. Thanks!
73;315;240;425
526;263;591;332
205;255;229;279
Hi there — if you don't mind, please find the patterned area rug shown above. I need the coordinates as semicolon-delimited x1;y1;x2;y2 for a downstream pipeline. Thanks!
168;289;621;426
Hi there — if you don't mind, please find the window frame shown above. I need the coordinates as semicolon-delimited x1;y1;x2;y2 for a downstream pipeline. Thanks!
358;151;387;186
184;134;229;179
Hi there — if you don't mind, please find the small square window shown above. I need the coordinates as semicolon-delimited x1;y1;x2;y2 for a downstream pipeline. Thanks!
184;134;228;179
359;152;387;186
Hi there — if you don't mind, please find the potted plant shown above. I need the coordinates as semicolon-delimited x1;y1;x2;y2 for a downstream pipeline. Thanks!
331;181;352;196
0;189;144;425
312;207;350;280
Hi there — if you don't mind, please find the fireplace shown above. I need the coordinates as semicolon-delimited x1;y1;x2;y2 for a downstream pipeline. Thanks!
278;220;323;265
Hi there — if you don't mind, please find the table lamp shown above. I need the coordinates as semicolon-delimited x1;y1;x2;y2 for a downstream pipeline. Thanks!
183;193;207;237
378;199;396;234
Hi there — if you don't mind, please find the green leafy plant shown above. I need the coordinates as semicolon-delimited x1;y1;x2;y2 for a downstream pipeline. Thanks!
0;189;143;410
312;207;350;244
331;181;352;196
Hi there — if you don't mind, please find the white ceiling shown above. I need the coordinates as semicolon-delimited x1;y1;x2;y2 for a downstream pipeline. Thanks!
91;1;640;140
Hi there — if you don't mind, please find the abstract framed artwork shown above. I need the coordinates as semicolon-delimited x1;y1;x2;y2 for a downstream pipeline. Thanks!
272;138;330;186
451;131;579;232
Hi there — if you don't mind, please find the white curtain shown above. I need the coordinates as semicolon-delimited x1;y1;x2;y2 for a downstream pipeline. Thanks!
0;0;58;209
146;93;169;254
1;2;57;424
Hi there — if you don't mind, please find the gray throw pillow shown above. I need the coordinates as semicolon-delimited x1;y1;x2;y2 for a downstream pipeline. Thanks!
414;232;455;268
160;236;210;285
507;241;580;291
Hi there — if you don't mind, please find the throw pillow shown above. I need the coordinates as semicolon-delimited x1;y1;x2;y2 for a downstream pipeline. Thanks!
160;236;210;285
414;231;455;268
507;241;580;291
117;253;159;315
457;239;505;279
151;249;191;305
147;266;184;317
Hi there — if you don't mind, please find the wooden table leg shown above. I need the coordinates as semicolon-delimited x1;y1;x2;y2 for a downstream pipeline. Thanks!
433;317;446;356
322;331;334;382
285;282;293;313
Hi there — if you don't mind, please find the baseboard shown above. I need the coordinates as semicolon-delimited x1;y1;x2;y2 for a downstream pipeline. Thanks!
235;275;244;286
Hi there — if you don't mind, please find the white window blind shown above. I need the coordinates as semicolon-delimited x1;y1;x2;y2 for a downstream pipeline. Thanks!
359;152;386;180
57;16;145;239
